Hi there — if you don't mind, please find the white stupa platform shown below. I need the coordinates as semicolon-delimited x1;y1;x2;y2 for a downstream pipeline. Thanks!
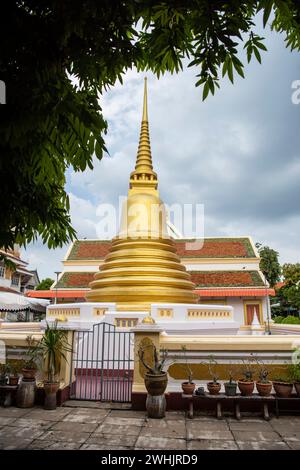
46;301;242;335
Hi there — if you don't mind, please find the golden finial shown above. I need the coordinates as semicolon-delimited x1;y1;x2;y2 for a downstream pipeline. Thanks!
142;77;148;122
129;78;157;188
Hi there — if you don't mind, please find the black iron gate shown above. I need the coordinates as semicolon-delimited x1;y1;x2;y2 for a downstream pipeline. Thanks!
70;322;134;402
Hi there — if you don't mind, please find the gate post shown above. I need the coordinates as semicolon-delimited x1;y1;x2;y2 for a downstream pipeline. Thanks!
131;320;164;409
56;329;75;404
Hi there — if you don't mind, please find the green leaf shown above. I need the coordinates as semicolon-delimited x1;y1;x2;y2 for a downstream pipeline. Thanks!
202;81;210;101
263;0;274;27
227;59;234;83
95;140;103;159
256;41;267;51
253;47;262;63
222;58;228;77
247;45;253;63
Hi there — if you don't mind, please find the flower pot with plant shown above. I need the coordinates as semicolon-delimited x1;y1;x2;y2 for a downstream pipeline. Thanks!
138;344;168;396
6;364;19;386
177;345;196;395
37;321;72;410
256;366;272;396
224;368;237;396
289;360;300;396
238;358;255;396
206;356;221;395
22;335;38;381
273;377;294;398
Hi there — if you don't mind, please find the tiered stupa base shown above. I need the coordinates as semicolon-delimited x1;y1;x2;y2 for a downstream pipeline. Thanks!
86;237;198;311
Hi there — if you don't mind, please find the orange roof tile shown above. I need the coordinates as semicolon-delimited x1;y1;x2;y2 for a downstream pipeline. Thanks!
66;238;256;261
26;290;87;298
196;288;275;297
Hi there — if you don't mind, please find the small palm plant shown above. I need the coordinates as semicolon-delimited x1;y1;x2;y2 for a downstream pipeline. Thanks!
37;321;72;383
35;321;72;410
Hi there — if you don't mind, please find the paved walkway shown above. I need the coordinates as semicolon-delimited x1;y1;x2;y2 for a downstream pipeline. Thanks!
0;402;300;450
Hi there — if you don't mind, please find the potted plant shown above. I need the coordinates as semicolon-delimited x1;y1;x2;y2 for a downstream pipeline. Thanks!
238;358;255;396
138;344;168;396
22;335;38;381
206;356;221;395
256;365;272;396
273;376;294;398
37;321;72;410
289;359;300;396
224;368;237;396
22;358;38;381
6;364;19;386
177;345;196;395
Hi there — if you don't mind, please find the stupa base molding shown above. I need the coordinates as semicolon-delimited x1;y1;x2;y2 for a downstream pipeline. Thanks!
46;301;240;335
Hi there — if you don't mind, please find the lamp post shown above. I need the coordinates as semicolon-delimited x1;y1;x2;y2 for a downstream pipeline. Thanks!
54;271;61;305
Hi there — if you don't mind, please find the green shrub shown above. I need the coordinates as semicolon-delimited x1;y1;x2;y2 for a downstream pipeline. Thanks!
273;316;284;323
289;363;300;382
281;315;300;324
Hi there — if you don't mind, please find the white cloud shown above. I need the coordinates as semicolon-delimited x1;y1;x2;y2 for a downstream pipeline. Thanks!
25;29;300;278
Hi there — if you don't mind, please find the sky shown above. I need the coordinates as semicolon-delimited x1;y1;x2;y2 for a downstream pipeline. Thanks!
25;24;300;281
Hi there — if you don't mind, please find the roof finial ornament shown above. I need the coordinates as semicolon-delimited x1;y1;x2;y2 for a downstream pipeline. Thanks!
142;77;148;122
129;77;157;188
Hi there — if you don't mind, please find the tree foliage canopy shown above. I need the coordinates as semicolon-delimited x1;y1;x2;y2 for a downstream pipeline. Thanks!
272;263;300;317
1;1;300;251
256;243;281;287
281;263;300;310
36;278;55;290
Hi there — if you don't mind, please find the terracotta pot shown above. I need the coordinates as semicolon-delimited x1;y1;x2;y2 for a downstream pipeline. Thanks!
22;368;36;381
9;376;19;386
207;382;221;395
224;382;237;396
273;381;293;398
181;382;196;395
44;382;60;410
238;380;254;396
144;372;168;396
256;381;272;397
295;382;300;397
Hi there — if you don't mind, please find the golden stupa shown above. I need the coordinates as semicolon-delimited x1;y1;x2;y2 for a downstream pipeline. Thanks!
86;78;198;310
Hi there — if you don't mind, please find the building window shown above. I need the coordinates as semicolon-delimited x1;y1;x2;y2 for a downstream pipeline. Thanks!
11;273;20;287
244;301;263;325
0;265;5;278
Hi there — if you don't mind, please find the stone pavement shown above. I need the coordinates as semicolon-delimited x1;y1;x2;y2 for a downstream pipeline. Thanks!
0;402;300;450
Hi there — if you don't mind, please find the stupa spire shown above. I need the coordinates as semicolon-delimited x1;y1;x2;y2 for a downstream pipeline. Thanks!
130;77;157;189
86;79;197;310
142;76;148;121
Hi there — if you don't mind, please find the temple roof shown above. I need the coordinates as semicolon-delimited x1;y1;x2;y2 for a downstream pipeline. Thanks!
66;237;257;261
55;270;263;289
190;271;264;287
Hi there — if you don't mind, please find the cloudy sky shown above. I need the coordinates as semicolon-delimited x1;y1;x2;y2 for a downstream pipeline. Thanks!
25;24;300;280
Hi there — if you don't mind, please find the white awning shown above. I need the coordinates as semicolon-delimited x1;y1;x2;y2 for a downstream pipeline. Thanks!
0;291;49;311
